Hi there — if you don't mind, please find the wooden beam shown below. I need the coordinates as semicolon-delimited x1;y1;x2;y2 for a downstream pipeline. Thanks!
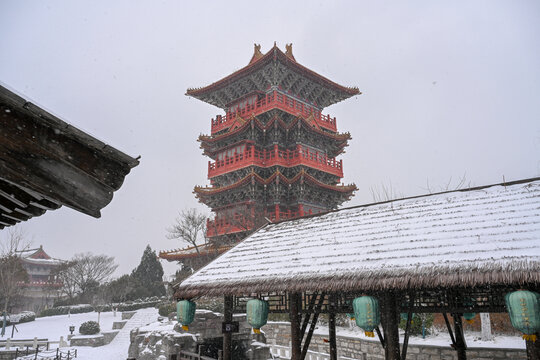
289;293;302;360
526;337;540;360
451;313;467;360
300;293;324;360
222;295;233;360
381;293;401;360
328;293;338;360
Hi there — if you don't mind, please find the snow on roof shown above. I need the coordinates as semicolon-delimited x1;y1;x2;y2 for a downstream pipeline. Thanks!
177;178;540;297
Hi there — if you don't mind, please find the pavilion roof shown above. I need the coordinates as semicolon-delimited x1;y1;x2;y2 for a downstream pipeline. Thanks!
186;44;360;109
0;84;139;228
176;178;540;298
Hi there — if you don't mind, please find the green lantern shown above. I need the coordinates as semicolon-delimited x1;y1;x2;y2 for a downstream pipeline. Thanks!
346;313;356;321
463;312;476;324
246;299;269;334
177;300;196;331
352;296;380;337
505;290;540;342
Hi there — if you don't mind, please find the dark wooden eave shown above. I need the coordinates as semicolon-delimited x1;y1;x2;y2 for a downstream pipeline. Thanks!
0;84;139;228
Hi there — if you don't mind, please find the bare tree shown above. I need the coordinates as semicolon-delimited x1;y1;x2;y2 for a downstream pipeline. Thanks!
167;209;207;254
0;229;30;313
52;260;78;301
370;181;404;202
54;253;117;302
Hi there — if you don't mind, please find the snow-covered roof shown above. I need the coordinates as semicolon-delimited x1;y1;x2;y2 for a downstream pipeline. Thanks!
17;247;64;265
177;178;540;297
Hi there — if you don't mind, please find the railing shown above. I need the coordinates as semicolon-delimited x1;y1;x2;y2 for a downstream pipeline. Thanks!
211;90;337;134
208;145;343;178
206;207;320;237
0;337;76;359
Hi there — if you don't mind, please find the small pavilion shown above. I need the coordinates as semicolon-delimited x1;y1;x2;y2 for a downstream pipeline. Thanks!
175;178;540;360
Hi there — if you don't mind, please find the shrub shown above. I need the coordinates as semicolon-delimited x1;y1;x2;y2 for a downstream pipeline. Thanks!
158;302;176;317
79;321;100;335
399;313;434;336
39;304;94;317
7;311;35;325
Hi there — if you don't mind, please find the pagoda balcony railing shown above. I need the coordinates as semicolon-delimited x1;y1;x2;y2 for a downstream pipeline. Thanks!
206;207;319;237
211;90;337;134
208;144;343;179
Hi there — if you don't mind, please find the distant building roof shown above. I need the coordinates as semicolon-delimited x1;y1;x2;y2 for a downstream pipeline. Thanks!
0;84;140;228
177;178;540;298
17;246;63;266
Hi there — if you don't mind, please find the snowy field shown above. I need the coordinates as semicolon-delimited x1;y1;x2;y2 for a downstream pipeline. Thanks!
1;307;159;360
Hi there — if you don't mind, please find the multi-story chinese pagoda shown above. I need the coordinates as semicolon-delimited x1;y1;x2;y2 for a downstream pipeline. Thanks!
160;43;358;264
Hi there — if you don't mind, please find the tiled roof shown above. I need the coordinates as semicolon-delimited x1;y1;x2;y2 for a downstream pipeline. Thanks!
177;178;540;297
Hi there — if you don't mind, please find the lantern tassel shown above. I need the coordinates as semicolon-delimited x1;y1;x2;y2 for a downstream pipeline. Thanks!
253;328;261;334
365;331;375;338
523;334;537;342
465;319;474;324
181;325;189;331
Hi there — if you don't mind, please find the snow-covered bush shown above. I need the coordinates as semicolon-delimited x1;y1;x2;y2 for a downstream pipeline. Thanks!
7;311;35;325
158;302;176;317
79;320;100;335
39;304;94;317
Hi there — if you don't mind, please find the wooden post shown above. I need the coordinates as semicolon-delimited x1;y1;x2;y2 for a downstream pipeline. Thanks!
526;337;540;360
328;293;338;360
451;314;467;360
381;293;401;360
223;295;233;360
289;293;302;360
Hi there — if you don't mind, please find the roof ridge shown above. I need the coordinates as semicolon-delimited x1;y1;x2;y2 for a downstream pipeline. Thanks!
270;176;540;225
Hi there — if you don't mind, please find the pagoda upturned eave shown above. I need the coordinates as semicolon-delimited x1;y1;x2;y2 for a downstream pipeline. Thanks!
193;170;357;198
186;44;360;109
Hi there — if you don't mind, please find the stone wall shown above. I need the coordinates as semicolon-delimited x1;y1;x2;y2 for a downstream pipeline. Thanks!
128;311;271;360
263;322;527;360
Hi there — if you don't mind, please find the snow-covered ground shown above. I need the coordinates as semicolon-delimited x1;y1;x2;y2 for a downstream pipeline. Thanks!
1;307;159;360
1;310;525;360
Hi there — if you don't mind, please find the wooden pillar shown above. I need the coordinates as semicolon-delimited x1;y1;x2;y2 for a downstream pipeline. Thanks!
275;204;280;221
381;293;401;360
222;295;233;360
289;293;302;360
526;337;540;360
451;314;467;360
328;293;338;360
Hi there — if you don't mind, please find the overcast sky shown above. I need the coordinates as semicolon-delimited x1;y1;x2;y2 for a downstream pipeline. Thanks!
1;1;539;277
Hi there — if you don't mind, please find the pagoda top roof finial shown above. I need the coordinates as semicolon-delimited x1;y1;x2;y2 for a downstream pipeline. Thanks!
249;43;263;64
285;43;295;61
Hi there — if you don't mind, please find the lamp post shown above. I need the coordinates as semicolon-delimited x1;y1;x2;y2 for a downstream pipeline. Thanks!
69;326;75;335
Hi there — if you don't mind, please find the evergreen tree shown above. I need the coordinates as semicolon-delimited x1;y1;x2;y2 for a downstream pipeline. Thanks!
129;245;165;299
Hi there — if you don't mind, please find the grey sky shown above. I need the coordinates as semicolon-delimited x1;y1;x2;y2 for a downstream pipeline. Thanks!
1;1;539;277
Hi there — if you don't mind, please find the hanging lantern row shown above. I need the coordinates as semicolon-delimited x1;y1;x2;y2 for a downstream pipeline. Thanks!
246;299;269;334
177;300;196;331
505;290;540;342
177;298;270;334
352;296;380;337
